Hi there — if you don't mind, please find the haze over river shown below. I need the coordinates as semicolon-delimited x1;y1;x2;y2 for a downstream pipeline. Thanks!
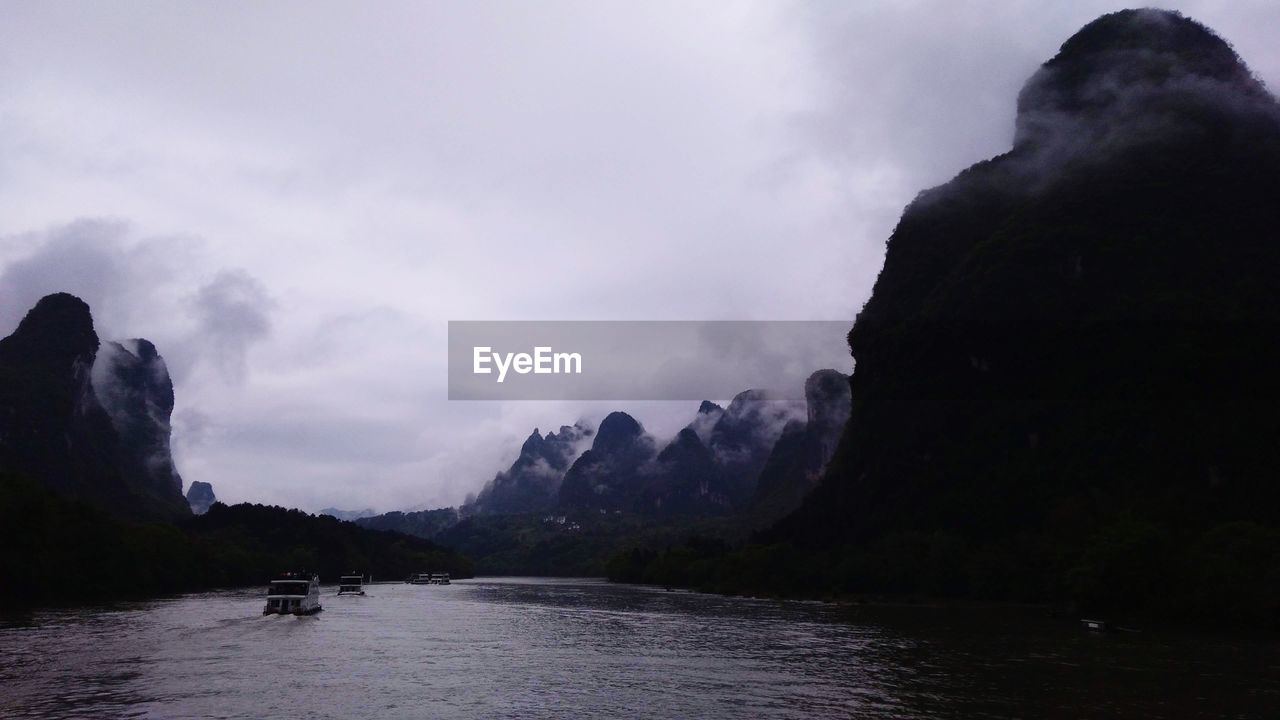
0;578;1275;719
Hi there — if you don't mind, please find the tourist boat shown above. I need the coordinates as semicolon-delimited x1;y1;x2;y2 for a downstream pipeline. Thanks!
408;572;451;585
337;573;366;595
263;573;323;615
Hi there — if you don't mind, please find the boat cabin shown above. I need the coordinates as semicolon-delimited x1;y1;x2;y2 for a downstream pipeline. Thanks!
338;574;366;595
263;573;323;615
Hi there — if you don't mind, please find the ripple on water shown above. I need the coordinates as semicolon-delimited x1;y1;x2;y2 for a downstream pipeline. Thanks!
1;579;1277;719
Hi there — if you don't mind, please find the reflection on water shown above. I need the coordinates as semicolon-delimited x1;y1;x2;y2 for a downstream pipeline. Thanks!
1;578;1276;719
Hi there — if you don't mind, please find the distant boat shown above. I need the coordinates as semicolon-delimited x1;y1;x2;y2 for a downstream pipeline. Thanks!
263;573;323;615
1081;618;1141;634
408;572;450;585
337;573;366;596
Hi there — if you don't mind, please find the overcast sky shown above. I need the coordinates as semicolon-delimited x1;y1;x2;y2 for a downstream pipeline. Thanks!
2;1;1277;513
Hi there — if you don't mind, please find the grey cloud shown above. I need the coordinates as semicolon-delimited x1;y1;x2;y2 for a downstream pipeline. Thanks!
188;269;274;384
0;221;274;386
0;220;178;340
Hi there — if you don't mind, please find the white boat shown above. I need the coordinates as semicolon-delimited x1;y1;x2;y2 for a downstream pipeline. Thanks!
408;572;451;585
263;573;323;615
337;574;366;595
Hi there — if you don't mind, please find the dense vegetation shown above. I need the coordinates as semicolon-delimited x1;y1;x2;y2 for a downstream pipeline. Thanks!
436;511;745;577
356;507;459;538
0;474;471;610
608;520;1280;627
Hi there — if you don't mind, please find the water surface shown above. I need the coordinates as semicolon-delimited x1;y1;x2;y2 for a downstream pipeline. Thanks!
1;578;1275;718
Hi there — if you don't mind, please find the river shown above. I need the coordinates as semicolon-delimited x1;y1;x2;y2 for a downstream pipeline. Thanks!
0;578;1275;719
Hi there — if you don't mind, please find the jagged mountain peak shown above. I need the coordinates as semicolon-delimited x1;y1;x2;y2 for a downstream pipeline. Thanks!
0;292;98;368
468;419;592;515
187;481;217;515
593;412;645;453
1015;8;1276;156
804;369;852;429
0;294;189;520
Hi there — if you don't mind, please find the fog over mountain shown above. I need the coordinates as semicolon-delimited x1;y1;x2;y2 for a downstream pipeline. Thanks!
2;2;1279;513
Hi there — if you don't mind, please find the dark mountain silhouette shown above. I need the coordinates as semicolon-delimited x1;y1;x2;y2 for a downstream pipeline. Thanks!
559;412;656;511
686;400;724;442
549;392;810;516
468;422;592;514
94;339;185;508
187;481;217;515
705;390;805;505
639;428;731;515
0;293;189;520
749;369;851;524
754;10;1280;618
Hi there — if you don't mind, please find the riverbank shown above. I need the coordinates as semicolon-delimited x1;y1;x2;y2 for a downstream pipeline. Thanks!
606;531;1280;633
0;474;471;611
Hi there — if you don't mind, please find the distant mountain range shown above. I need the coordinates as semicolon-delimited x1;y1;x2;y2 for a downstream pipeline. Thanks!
476;382;847;519
361;371;850;541
319;507;377;522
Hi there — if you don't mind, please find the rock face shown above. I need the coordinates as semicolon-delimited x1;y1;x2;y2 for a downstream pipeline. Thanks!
686;400;724;443
558;412;655;511
750;370;851;524
776;10;1280;558
705;390;805;505
554;392;809;516
639;427;728;515
187;481;217;515
0;293;190;520
470;422;592;514
92;339;184;506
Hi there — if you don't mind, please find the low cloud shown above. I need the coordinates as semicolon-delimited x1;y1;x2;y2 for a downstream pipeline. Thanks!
189;269;274;384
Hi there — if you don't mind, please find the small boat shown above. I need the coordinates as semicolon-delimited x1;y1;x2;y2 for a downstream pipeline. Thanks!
408;572;451;585
263;573;323;615
337;573;366;595
1081;618;1141;634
